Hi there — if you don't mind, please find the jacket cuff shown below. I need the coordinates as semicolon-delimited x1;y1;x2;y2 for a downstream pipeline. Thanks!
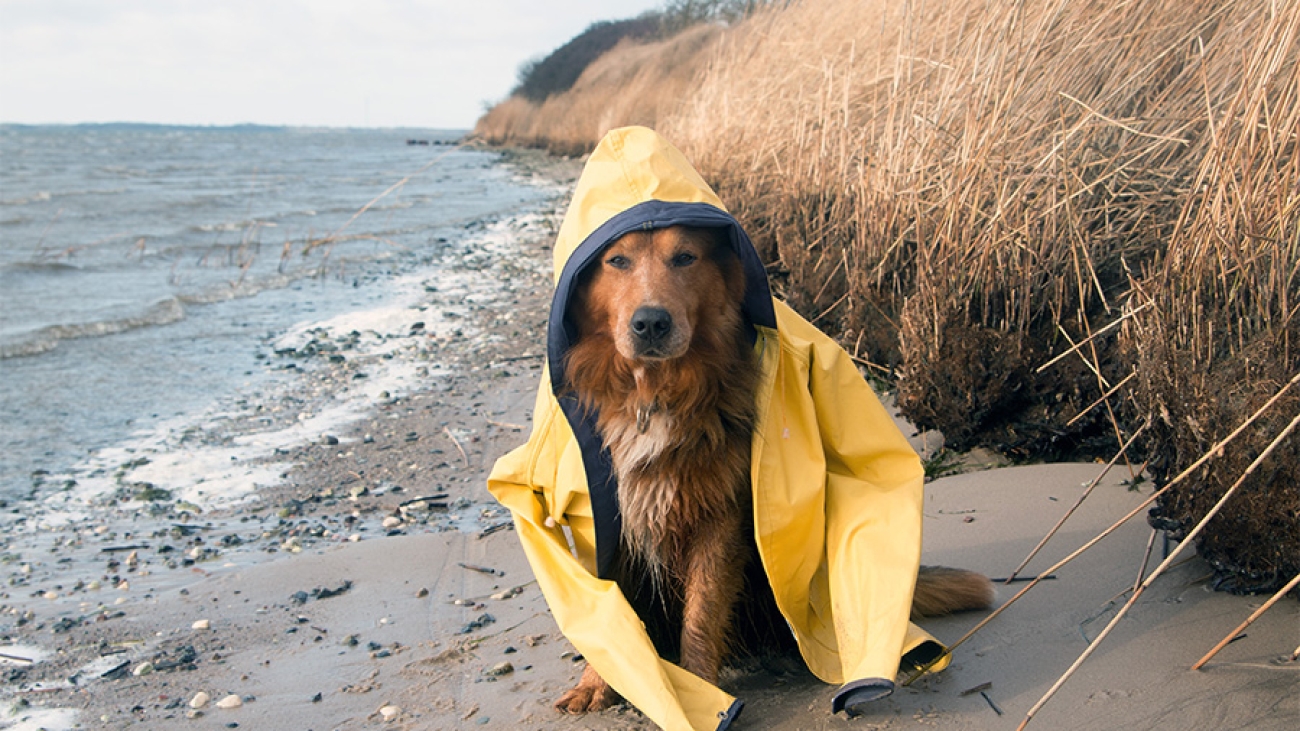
716;698;745;730
831;677;895;717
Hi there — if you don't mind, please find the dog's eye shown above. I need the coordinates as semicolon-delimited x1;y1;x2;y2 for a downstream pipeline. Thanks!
606;255;631;270
671;252;697;267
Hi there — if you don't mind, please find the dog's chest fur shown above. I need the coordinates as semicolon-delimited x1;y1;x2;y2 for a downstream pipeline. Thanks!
596;364;757;576
605;411;682;550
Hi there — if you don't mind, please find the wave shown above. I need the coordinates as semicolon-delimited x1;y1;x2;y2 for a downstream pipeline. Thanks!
177;274;296;305
190;219;283;234
0;191;51;206
0;297;186;360
0;261;84;275
0;187;129;207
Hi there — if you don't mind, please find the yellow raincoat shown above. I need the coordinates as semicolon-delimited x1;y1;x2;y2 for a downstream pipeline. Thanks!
488;127;947;731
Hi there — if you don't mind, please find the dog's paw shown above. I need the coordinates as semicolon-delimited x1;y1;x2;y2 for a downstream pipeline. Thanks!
554;684;619;714
554;669;619;714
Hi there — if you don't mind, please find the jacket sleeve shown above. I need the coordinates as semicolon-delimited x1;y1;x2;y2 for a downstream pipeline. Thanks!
753;303;949;685
487;381;741;731
805;327;929;683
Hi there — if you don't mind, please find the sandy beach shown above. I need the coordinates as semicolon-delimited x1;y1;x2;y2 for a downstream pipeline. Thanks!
2;152;1295;731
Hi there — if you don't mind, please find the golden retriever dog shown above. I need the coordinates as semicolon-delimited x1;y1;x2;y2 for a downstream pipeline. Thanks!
554;225;993;714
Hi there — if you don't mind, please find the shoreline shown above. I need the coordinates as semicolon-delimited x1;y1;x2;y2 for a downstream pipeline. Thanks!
2;151;1295;731
0;149;579;729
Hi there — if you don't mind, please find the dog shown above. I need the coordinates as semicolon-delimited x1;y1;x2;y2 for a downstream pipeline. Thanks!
554;224;994;714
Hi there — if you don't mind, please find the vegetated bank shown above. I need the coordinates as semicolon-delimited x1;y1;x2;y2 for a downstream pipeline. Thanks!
475;0;1299;594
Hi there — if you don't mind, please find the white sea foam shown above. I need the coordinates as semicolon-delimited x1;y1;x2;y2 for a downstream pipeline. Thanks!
1;707;79;731
0;644;50;664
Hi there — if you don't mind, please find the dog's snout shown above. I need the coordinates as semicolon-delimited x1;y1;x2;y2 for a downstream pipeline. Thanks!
630;306;673;344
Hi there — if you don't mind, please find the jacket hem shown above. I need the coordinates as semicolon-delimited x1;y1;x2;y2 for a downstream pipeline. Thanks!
716;698;745;730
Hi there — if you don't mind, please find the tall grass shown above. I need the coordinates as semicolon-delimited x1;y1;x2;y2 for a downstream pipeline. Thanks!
667;0;1286;450
1120;4;1299;590
474;25;721;155
476;0;1300;590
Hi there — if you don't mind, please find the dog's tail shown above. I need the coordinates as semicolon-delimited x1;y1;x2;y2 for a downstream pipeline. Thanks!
911;566;995;619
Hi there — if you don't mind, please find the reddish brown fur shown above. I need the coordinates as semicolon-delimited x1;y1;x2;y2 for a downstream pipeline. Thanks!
912;566;997;621
554;226;991;715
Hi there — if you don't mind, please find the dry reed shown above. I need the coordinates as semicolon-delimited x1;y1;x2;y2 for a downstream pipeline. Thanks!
474;26;721;155
663;0;1300;590
476;0;1300;590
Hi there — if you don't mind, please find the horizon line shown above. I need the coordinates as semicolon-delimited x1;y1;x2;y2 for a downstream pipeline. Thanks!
0;121;472;133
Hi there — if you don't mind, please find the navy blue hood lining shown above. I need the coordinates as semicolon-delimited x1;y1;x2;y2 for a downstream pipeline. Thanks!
546;200;776;579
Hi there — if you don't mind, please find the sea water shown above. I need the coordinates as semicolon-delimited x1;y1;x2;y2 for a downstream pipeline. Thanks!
0;125;552;501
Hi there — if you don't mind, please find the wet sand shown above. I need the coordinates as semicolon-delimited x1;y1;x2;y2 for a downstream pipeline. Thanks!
2;152;1295;731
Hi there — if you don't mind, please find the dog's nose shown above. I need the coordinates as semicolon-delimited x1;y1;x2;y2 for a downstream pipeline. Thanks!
630;306;673;343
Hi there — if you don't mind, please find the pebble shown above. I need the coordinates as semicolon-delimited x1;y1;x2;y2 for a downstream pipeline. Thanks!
42;591;58;600
193;619;211;630
133;662;154;676
490;586;524;601
215;694;243;709
190;691;210;709
485;662;514;677
379;704;400;721
381;516;402;529
416;587;429;598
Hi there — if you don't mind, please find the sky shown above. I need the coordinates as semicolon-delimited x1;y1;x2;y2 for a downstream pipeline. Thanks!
0;0;666;130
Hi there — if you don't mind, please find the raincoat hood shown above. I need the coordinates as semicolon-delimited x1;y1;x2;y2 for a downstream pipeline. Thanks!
489;127;946;731
547;128;776;392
